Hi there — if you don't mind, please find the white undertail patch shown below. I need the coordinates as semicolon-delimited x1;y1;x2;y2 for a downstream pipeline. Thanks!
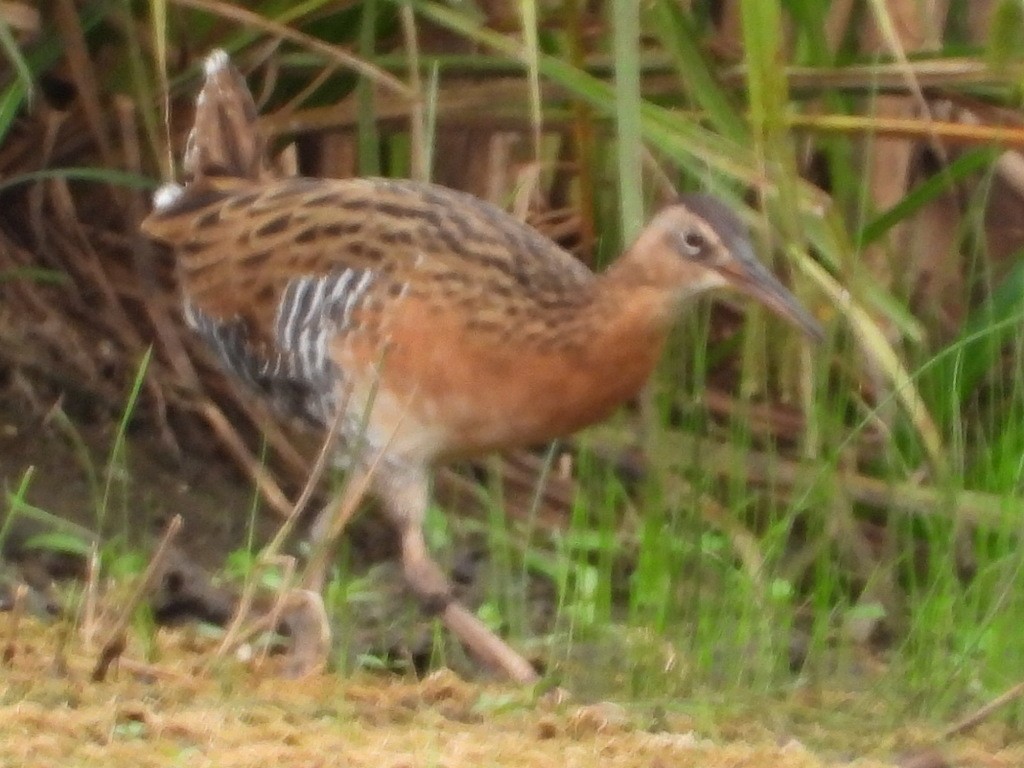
153;183;184;211
204;49;230;78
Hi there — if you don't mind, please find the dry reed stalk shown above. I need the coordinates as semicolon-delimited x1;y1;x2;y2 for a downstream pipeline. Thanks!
92;514;182;681
2;583;28;665
945;679;1024;738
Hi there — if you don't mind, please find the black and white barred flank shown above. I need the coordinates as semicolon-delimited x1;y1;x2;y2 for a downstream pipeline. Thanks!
184;266;379;427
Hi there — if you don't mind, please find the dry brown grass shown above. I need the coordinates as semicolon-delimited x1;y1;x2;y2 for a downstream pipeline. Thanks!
1;617;1021;768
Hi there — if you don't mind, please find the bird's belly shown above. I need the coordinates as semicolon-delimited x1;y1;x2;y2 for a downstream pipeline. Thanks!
417;368;632;458
330;296;665;464
357;379;595;464
351;336;659;463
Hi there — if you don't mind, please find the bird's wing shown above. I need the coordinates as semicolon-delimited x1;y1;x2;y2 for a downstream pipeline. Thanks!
141;176;594;417
142;175;592;339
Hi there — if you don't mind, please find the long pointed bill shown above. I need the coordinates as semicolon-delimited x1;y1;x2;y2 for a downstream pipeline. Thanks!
722;242;825;342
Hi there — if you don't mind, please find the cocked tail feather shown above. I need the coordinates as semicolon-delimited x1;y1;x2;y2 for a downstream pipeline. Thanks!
183;48;266;182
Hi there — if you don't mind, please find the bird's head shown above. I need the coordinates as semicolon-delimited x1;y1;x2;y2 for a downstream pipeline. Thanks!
617;194;824;342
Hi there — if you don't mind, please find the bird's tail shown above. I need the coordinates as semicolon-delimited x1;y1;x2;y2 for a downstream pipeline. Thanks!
182;49;265;182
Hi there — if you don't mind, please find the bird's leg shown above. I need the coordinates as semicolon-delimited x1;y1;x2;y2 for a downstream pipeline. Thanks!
283;469;372;677
439;603;540;684
379;469;540;684
302;470;371;593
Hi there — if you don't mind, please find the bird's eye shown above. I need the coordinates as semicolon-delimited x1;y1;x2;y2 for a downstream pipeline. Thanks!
680;229;705;256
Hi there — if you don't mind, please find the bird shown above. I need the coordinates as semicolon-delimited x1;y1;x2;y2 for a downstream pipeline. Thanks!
141;49;824;683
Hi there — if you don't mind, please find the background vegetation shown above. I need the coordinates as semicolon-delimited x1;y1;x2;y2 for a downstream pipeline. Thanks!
2;0;1024;750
